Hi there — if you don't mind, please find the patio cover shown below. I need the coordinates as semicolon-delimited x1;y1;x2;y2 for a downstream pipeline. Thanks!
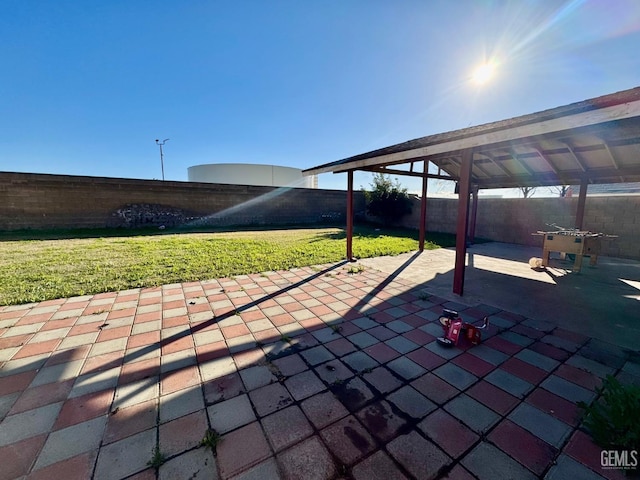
303;86;640;295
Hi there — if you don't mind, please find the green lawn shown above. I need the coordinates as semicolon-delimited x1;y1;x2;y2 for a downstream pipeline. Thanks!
0;226;456;305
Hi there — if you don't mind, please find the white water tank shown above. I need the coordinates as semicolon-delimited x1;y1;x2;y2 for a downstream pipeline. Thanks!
187;163;317;188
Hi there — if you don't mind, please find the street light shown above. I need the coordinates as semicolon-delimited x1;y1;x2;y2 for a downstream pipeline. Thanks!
155;138;169;181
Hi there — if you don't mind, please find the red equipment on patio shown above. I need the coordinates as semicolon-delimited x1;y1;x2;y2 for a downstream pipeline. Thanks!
437;309;489;348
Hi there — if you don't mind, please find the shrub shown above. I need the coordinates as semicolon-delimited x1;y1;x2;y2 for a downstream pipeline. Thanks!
578;375;640;451
363;173;412;226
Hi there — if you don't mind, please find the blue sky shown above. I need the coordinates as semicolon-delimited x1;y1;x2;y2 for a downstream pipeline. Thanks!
2;0;640;196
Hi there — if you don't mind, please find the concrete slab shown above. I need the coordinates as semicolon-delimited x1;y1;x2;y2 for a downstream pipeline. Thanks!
359;243;640;351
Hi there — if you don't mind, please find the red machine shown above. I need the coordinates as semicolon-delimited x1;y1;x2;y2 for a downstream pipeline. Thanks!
437;309;489;348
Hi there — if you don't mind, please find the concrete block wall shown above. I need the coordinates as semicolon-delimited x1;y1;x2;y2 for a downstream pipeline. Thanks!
0;172;365;230
400;195;640;260
1;172;638;260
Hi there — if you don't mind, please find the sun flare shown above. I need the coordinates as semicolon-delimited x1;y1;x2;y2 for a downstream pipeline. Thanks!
471;62;496;85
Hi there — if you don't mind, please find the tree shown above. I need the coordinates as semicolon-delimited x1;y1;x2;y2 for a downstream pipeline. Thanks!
364;173;412;226
548;185;571;197
518;186;537;198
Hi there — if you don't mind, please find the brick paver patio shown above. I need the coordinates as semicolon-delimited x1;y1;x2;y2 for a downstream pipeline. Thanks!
1;261;638;479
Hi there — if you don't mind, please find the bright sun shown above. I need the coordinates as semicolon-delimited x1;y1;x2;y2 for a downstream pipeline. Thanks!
471;62;495;85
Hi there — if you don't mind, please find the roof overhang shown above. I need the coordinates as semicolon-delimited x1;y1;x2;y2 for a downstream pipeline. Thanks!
303;86;640;189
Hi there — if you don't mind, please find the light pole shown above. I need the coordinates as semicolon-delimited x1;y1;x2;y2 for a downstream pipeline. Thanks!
155;138;169;181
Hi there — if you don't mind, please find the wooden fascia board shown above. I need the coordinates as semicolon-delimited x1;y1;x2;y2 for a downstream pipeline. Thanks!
302;99;640;176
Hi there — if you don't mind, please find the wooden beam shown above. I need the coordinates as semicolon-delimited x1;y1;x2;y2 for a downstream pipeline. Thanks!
532;146;560;174
507;149;537;176
453;149;473;296
576;178;588;230
362;166;455;181
561;142;588;172
600;140;625;182
346;171;354;261
419;161;428;251
307;99;640;175
477;152;514;178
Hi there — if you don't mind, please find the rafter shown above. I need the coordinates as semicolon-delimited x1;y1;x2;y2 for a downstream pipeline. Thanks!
559;141;587;172
476;152;513;177
531;146;559;174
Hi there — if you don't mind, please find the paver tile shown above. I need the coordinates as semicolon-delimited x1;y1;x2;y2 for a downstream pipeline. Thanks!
356;400;407;442
342;351;378;373
284;370;325;401
525;387;582;427
545;454;607;480
466;380;519;415
320;415;376;466
433;362;478;390
0;401;62;447
159;409;209;457
204;373;244;406
315;359;354;384
387;430;451;480
324;337;357;357
208;394;256;434
249;382;293;417
300;345;335;366
451;352;495;377
262;405;313;452
26;450;98;480
159;385;204;423
467;344;509;365
217;421;272;478
300;391;349;429
508;403;572;448
418;408;479;459
411;373;459;405
271;354;307;377
563;429;627;480
53;389;113;430
488;419;557;476
484;368;534;398
386;336;420;354
94;427;156;480
103;398;157;444
514;348;560;372
387;356;426;380
363;366;403;394
500;357;549;385
540;374;596;404
0;433;47;479
388;385;436;419
330;377;375;412
158;448;218;480
443;394;500;434
352;450;408;480
277;436;336;480
34;415;106;471
462;442;536;480
239;365;276;391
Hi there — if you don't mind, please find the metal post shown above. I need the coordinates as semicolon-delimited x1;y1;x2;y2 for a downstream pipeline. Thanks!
575;178;588;230
453;149;473;295
469;185;479;244
346;170;354;261
155;138;169;181
419;161;428;251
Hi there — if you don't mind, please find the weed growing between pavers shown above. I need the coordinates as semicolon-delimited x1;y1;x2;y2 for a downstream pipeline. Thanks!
578;375;640;452
147;446;167;469
201;429;222;453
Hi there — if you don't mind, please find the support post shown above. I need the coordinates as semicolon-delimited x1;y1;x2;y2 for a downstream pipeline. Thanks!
418;161;428;251
469;185;479;244
575;177;588;230
453;149;473;295
346;170;354;261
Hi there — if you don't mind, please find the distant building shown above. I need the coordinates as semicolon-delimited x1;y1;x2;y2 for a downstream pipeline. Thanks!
187;163;318;189
569;182;640;196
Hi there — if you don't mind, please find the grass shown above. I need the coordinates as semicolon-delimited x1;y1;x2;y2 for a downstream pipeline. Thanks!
0;225;457;306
